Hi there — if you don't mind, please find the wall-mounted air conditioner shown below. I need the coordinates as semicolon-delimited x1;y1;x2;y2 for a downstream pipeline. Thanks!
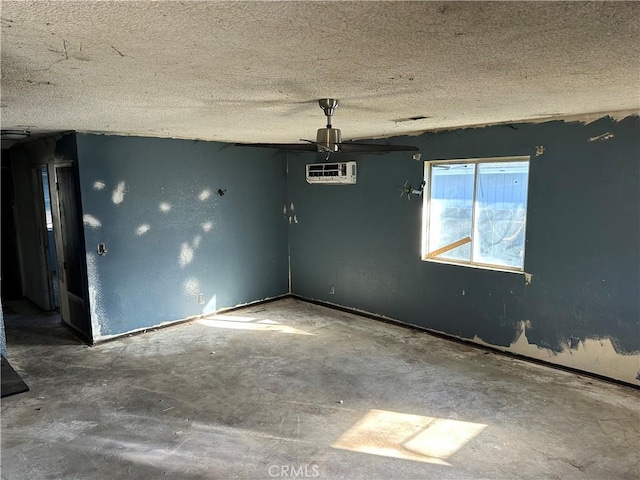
306;161;357;185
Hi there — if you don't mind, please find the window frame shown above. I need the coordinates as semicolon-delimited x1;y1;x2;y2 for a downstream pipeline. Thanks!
421;155;530;273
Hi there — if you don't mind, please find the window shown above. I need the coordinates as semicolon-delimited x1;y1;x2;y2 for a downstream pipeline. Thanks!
422;156;529;271
40;168;54;231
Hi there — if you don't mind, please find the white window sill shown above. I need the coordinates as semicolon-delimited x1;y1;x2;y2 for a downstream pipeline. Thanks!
421;257;525;275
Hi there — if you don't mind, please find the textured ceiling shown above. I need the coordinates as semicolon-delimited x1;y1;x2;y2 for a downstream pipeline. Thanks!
1;1;639;147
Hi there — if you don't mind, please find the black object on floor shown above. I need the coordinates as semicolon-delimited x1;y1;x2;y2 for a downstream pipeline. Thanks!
1;355;29;398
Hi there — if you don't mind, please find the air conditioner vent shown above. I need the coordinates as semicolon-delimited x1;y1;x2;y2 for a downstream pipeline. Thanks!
306;161;356;184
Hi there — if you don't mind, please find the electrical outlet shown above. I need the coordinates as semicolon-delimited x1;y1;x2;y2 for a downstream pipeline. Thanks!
329;285;335;295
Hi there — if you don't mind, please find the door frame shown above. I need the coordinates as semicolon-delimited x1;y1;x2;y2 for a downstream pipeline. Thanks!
50;162;93;343
31;164;56;311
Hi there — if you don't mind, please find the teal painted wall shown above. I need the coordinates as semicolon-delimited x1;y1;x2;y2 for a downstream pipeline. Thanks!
288;116;640;383
8;118;636;384
76;135;289;338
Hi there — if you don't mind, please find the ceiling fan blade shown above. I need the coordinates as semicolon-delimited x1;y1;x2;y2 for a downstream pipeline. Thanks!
337;142;419;153
299;138;336;153
235;142;317;152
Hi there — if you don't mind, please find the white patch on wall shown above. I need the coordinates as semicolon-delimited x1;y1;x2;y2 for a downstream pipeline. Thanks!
198;189;211;201
83;214;102;228
193;234;202;248
85;253;105;339
179;242;194;267
112;181;127;204
183;278;199;297
201;221;213;232
159;202;172;213
93;181;106;190
135;224;150;236
473;321;640;385
588;132;614;142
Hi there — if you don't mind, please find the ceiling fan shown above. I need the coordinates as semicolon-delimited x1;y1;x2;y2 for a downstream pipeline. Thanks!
236;99;419;155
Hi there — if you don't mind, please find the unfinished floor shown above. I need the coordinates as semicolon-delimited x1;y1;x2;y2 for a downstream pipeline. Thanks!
1;298;639;480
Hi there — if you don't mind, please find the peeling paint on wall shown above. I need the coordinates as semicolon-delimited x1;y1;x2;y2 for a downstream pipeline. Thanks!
93;180;105;190
472;321;640;385
201;221;213;232
198;189;211;201
159;202;171;213
421;110;640;135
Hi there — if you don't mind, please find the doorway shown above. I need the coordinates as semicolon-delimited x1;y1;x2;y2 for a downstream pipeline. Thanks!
2;139;92;352
50;163;92;342
33;166;59;310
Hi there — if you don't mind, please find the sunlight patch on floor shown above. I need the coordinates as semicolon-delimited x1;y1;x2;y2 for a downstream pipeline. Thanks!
331;409;487;466
197;315;312;335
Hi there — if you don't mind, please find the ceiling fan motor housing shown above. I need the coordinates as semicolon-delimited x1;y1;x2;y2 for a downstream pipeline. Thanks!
236;98;418;154
316;127;342;151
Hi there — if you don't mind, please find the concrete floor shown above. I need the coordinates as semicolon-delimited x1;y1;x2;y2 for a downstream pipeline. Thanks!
1;298;639;480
